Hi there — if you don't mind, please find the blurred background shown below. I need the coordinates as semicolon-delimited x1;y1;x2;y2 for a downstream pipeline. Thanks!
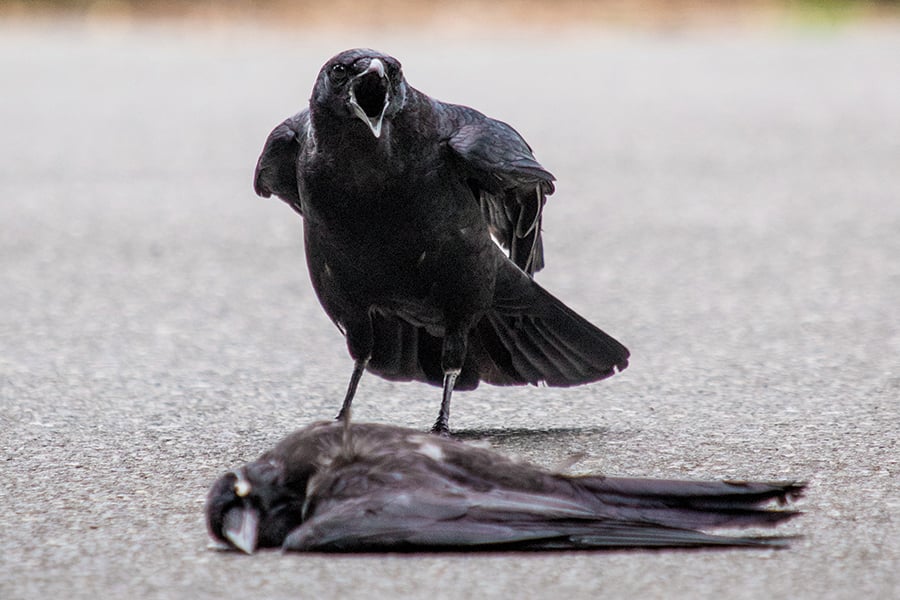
1;0;899;26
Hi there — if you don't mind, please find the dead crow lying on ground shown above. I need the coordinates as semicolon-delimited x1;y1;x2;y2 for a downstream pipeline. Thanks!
207;421;804;553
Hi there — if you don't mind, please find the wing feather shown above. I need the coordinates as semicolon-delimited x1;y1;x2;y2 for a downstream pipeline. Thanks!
445;107;555;274
253;111;310;215
282;460;798;551
282;466;599;551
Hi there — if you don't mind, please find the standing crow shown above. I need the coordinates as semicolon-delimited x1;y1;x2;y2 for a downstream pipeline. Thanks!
207;420;805;553
254;48;629;434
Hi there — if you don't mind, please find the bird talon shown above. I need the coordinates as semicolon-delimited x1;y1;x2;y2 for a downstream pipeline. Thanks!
430;422;452;437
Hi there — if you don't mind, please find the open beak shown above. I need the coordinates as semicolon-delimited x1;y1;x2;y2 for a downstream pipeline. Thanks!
349;58;390;138
222;506;260;554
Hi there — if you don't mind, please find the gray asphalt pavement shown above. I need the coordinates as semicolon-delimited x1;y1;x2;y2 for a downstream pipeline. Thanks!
1;18;898;600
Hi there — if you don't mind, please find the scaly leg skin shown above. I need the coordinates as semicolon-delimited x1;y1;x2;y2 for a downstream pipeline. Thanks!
335;358;368;422
431;369;459;436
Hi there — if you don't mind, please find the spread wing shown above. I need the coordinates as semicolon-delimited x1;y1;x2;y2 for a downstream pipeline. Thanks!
253;111;310;215
444;105;555;274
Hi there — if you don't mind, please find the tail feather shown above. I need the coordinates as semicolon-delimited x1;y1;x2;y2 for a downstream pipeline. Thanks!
482;479;805;551
365;262;629;389
475;266;629;386
534;317;612;377
514;524;796;550
478;312;616;385
368;314;440;383
527;318;592;381
575;477;806;531
482;314;561;383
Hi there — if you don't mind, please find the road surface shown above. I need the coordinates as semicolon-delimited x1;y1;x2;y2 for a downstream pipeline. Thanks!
1;18;898;600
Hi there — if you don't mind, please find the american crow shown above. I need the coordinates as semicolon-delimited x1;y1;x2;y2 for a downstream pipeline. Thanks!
254;49;629;434
207;420;805;553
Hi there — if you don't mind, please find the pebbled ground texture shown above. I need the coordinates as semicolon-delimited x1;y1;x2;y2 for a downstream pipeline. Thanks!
1;18;898;600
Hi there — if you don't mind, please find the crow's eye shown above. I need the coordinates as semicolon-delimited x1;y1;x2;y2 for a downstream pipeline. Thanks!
330;64;348;81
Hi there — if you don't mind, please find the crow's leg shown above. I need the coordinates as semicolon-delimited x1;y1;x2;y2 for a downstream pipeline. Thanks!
432;322;468;435
431;369;459;436
335;357;368;422
335;318;373;422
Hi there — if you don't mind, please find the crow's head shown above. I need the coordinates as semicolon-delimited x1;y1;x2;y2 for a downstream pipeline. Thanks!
206;458;307;554
312;48;406;138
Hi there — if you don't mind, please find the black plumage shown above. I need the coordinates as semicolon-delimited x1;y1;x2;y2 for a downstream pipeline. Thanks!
206;421;805;553
254;49;629;434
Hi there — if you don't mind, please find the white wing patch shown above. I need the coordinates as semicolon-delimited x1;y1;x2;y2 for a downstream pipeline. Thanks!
412;438;445;462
